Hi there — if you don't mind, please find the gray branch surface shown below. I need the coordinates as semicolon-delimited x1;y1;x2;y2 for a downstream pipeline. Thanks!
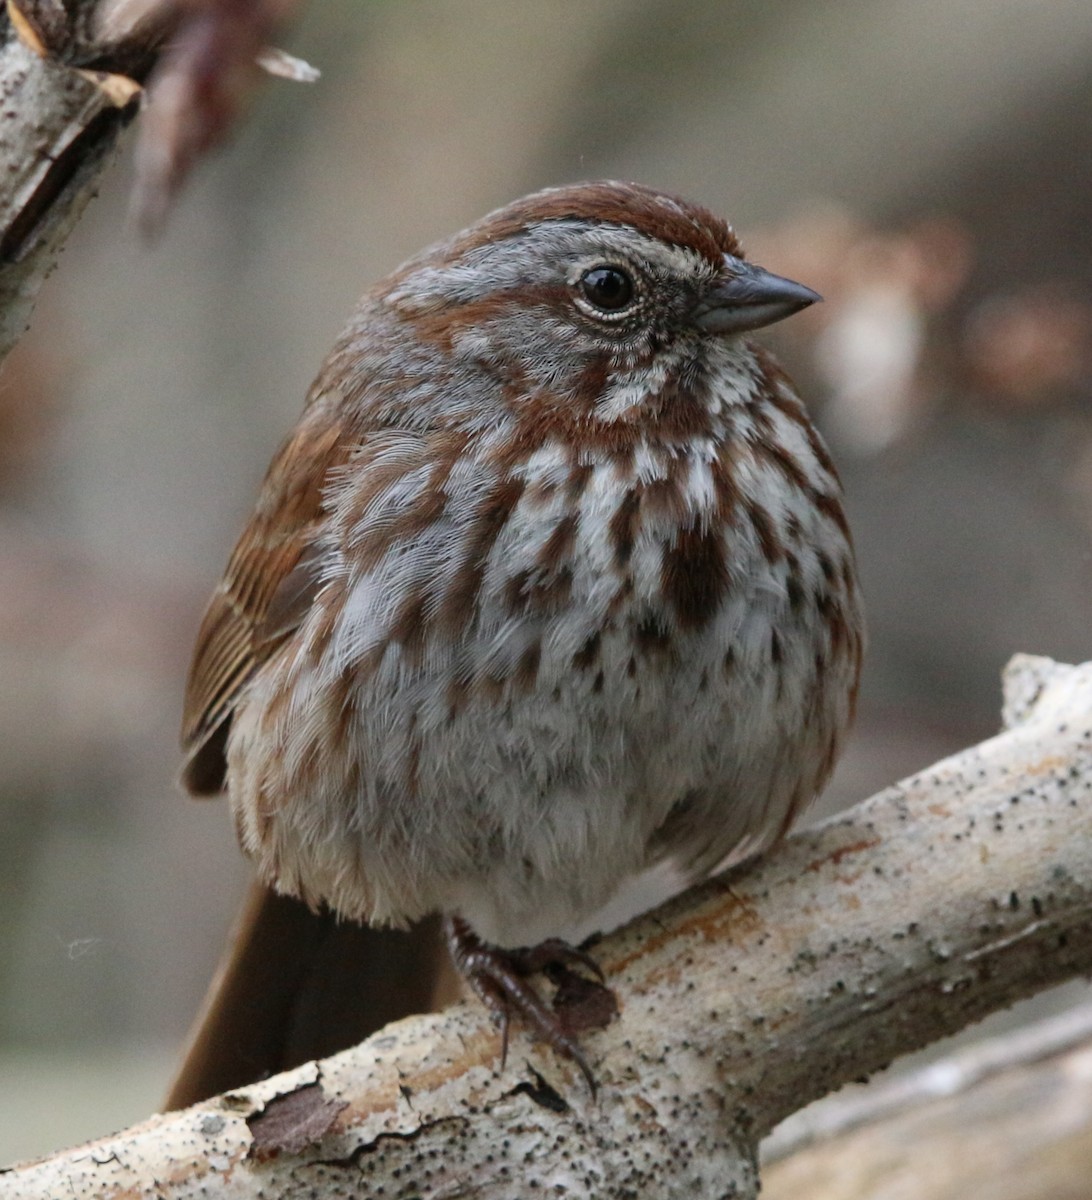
0;1;157;364
2;653;1091;1198
763;1002;1092;1199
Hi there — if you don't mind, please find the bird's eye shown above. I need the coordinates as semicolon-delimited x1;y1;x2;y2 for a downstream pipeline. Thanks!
579;265;636;314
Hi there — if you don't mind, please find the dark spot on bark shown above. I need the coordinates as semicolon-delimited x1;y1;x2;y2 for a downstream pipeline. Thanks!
247;1082;347;1160
507;1070;570;1115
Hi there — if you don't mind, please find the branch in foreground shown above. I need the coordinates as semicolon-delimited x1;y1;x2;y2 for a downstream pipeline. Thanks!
3;653;1091;1198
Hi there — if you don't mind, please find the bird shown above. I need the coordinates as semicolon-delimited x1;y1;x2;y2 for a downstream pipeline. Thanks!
174;180;863;1095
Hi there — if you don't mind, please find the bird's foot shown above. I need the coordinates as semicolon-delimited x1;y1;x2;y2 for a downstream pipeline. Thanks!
444;916;617;1093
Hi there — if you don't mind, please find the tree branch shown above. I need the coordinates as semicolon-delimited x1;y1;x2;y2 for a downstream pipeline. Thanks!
0;0;160;363
762;1002;1092;1198
3;653;1091;1197
0;0;311;355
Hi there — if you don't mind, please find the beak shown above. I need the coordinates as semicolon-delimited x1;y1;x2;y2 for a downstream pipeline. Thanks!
691;256;822;335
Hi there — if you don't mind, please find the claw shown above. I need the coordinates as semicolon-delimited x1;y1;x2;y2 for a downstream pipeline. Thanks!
444;916;614;1094
515;937;607;983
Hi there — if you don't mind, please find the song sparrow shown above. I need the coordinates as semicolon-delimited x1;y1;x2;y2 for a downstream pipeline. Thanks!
180;181;863;1086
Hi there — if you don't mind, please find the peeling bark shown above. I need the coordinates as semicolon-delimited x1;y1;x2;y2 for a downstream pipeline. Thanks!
2;654;1091;1198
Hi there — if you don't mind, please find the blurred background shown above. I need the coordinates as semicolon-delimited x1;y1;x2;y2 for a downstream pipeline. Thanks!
3;0;1092;1165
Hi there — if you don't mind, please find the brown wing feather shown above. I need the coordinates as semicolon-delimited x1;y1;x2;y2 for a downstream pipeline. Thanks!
180;399;353;795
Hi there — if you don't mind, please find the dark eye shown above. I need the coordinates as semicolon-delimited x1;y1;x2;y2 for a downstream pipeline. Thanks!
579;265;636;313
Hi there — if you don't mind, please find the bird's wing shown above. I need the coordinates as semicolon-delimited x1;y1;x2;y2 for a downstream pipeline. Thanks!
180;399;353;795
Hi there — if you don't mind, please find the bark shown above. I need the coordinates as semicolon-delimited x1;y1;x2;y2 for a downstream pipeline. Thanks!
2;653;1091;1198
0;0;162;365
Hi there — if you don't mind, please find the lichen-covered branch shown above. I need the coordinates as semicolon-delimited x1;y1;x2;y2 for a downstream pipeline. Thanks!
3;653;1091;1198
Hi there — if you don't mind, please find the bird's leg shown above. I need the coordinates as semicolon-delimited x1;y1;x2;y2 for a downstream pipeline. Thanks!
443;915;616;1093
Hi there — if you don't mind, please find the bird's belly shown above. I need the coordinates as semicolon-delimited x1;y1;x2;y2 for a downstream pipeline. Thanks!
228;576;847;947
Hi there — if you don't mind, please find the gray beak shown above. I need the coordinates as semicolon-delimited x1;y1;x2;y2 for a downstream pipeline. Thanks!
692;256;821;335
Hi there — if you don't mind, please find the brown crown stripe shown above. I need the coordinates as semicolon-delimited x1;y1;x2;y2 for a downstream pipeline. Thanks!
435;182;741;270
661;521;731;630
